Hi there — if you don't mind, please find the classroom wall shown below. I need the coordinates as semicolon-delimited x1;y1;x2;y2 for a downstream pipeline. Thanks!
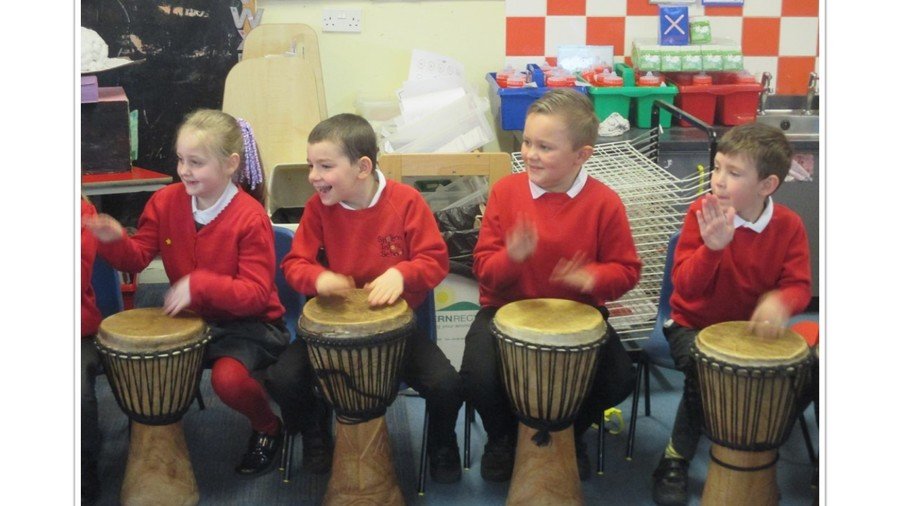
259;0;507;150
505;0;819;95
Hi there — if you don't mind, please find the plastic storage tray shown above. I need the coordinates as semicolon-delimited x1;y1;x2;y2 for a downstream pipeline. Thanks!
667;72;762;126
585;64;678;128
486;65;589;131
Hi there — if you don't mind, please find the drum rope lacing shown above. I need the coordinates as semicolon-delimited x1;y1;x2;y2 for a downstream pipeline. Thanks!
95;331;212;426
691;344;814;453
302;324;411;425
493;323;606;447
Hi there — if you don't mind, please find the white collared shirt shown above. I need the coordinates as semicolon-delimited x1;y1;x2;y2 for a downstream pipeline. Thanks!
340;168;388;210
733;196;773;233
192;182;239;225
528;168;588;199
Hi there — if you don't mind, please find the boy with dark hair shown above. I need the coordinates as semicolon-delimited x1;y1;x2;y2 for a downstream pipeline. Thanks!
266;113;464;483
652;123;812;505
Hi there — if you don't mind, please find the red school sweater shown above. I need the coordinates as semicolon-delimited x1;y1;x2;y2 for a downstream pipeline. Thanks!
669;197;812;330
81;199;102;337
282;179;449;310
473;172;642;309
98;183;284;323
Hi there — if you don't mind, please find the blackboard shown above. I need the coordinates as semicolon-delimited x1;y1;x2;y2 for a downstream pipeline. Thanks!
82;0;251;225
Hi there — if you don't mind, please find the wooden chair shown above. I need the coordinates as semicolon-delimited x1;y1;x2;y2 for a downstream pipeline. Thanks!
222;56;325;216
242;23;327;119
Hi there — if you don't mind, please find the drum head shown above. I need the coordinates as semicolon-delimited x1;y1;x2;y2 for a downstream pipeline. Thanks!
301;288;413;338
494;298;606;347
97;308;206;353
697;321;809;367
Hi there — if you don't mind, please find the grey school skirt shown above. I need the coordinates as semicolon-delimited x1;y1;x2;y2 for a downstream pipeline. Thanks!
204;318;290;374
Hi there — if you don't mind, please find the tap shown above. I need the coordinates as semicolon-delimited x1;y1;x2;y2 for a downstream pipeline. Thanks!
758;72;772;115
804;72;819;115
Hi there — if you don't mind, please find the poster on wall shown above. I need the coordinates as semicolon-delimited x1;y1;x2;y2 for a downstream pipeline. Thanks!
81;0;260;225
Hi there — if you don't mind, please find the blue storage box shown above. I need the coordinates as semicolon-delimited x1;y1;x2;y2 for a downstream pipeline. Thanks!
660;6;690;46
486;67;589;131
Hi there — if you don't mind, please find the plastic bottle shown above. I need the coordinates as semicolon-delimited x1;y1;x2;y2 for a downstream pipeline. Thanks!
692;72;712;86
600;73;623;87
734;70;757;84
496;66;516;88
638;71;661;87
506;73;527;88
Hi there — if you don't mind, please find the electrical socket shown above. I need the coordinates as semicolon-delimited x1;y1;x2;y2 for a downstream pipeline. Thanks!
322;8;362;33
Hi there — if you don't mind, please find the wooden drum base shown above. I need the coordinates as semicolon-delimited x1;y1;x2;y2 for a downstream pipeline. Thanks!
701;445;779;506
507;425;583;506
323;417;404;506
122;421;198;506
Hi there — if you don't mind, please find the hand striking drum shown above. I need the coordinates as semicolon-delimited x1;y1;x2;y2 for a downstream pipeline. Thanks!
299;289;411;506
95;308;210;506
491;299;607;506
692;321;813;506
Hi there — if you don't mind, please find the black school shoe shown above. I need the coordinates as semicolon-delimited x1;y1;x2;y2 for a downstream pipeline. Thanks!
652;456;689;506
575;437;591;481
480;433;516;482
81;459;100;504
236;428;284;477
301;431;334;475
429;442;462;484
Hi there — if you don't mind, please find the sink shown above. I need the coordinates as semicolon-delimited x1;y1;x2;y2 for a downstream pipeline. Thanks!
755;110;819;136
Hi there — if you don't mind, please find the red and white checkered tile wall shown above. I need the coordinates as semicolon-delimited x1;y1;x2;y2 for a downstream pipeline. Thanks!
505;0;819;94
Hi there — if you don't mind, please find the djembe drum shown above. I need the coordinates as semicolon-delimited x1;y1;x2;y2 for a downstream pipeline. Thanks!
692;321;813;506
95;308;210;506
492;299;608;506
300;289;412;506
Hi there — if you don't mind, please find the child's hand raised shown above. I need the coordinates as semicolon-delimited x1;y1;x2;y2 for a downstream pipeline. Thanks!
85;213;125;243
550;251;596;294
364;268;404;307
697;195;735;251
748;291;790;339
506;213;538;263
163;275;192;316
315;271;356;297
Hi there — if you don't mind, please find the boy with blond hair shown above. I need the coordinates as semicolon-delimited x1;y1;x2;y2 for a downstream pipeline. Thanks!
460;89;642;482
652;122;812;505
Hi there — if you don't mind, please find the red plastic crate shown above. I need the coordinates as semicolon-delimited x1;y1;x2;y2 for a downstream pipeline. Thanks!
666;72;762;126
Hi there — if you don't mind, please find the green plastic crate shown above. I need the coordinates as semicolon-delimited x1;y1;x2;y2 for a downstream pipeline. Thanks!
585;64;678;128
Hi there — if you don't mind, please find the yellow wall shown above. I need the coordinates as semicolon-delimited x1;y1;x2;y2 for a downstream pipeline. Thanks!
259;0;509;151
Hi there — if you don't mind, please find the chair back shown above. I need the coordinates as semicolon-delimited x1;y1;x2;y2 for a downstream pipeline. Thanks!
274;226;305;341
414;290;438;344
91;256;124;318
643;231;680;368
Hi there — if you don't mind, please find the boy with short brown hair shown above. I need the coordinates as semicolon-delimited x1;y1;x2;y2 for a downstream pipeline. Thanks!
652;122;812;505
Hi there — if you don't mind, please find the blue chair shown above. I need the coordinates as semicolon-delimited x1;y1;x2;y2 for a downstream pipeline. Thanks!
273;226;304;343
625;231;679;460
91;255;125;318
411;290;438;496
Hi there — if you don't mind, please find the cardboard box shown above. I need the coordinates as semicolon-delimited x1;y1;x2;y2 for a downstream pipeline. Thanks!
81;86;131;175
434;273;480;369
659;6;690;46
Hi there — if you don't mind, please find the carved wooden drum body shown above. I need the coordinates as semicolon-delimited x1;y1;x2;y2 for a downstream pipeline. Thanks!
491;299;608;506
692;321;813;506
96;308;209;506
300;289;412;506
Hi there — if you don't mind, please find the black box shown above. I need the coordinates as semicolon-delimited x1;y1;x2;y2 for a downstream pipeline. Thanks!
81;86;131;175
